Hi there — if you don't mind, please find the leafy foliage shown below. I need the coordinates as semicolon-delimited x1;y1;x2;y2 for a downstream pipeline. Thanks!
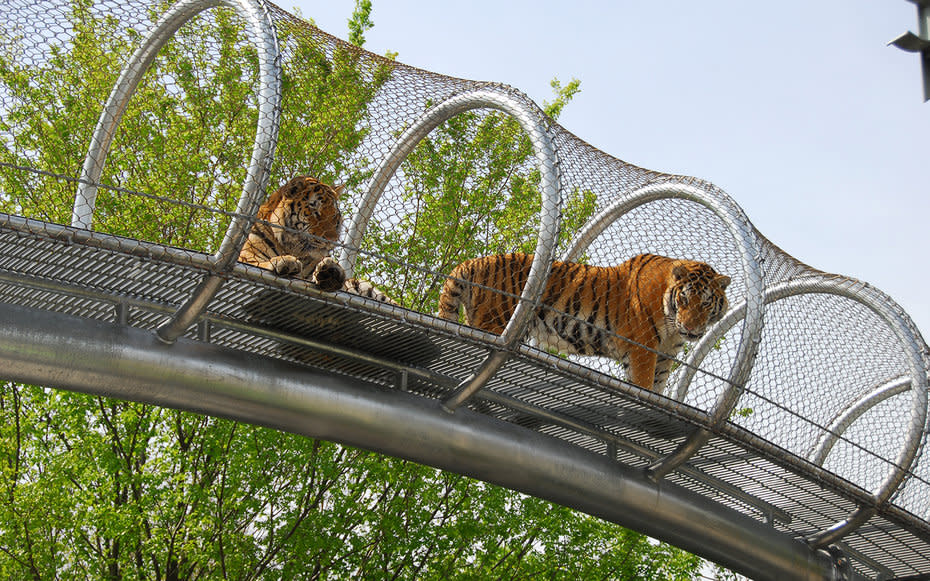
0;0;389;251
360;78;598;311
0;2;704;579
347;0;374;47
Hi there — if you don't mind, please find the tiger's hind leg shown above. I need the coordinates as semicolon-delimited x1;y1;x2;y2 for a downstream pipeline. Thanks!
312;257;346;292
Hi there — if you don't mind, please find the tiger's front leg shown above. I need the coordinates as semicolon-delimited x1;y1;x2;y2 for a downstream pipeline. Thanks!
264;254;303;277
312;257;346;292
627;345;659;392
652;353;677;395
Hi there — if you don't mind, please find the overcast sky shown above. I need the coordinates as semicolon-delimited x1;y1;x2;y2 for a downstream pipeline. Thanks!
291;0;930;339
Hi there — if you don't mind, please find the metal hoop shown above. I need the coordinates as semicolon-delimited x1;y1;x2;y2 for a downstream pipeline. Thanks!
562;182;766;479
70;0;282;343
337;86;562;411
676;276;927;545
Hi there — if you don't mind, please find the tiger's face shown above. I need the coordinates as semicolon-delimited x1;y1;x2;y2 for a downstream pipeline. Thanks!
667;262;731;341
267;175;343;265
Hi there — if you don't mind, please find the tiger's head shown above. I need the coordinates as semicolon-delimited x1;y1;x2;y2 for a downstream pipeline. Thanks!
257;175;343;270
665;261;731;341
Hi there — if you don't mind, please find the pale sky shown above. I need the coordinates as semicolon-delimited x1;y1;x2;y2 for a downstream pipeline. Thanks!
291;0;930;339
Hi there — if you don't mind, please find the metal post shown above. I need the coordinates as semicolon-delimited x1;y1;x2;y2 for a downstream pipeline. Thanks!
889;0;930;101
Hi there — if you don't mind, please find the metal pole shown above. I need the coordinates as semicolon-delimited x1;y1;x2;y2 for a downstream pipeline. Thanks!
889;0;930;101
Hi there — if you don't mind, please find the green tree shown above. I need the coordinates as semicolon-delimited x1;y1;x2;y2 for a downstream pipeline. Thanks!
359;77;598;310
0;2;705;579
0;0;389;251
347;0;374;47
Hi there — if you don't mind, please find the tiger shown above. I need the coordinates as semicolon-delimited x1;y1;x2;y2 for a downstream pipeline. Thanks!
343;278;398;304
437;252;730;392
238;175;397;304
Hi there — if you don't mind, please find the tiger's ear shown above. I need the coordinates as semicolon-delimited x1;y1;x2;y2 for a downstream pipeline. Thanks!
283;176;307;199
672;264;689;281
333;184;345;198
717;275;731;289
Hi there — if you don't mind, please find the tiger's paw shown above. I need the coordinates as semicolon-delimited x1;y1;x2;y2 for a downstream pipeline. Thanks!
313;257;346;292
269;254;303;276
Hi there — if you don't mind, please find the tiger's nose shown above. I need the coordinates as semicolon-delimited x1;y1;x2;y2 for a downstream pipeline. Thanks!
681;322;704;338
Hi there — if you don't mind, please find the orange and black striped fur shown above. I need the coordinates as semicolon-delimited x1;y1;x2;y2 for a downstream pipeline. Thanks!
438;253;730;392
238;175;397;303
239;175;345;290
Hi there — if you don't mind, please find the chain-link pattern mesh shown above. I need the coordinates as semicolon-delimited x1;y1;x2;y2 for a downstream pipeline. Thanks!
1;1;929;578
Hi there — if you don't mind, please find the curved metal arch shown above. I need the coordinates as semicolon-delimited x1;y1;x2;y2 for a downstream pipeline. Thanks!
561;181;766;480
807;376;912;467
337;87;563;412
675;276;928;547
70;0;282;343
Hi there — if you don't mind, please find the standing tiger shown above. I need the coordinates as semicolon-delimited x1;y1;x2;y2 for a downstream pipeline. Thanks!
438;252;730;392
238;175;396;304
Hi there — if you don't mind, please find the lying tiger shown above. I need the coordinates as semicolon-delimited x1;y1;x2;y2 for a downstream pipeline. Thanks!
238;175;395;303
438;252;730;392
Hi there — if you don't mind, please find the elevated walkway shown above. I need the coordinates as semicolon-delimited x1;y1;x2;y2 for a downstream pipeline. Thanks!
1;1;928;579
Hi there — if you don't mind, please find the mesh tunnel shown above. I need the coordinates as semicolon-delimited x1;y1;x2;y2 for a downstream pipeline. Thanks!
0;1;928;579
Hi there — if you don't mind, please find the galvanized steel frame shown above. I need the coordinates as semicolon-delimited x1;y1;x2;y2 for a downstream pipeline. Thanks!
1;0;926;578
338;86;563;412
70;0;283;343
673;276;929;547
0;300;857;581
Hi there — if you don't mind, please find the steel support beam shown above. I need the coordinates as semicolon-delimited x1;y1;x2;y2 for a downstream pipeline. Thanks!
0;301;861;581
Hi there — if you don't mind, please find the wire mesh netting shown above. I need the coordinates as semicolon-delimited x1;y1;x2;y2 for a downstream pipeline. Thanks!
1;0;929;578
